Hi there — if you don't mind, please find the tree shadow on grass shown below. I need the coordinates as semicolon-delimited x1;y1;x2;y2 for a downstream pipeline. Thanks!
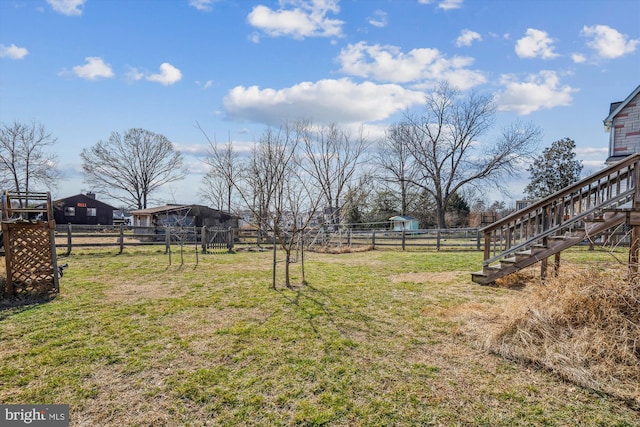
275;282;383;341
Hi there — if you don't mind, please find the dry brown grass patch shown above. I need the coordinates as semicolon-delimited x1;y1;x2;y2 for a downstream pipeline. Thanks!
308;245;374;254
482;267;640;408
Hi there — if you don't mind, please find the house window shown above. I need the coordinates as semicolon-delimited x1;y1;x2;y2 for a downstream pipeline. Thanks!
64;207;75;216
87;208;97;217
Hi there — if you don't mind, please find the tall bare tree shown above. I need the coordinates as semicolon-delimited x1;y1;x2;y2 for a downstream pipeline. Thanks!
300;122;369;228
0;120;60;198
375;122;419;216
400;82;542;228
80;128;186;209
199;127;240;213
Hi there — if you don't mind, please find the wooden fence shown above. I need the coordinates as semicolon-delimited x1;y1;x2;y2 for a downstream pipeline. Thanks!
53;225;487;253
51;224;633;255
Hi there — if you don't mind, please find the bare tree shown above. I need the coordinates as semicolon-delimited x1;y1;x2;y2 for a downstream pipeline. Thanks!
80;128;186;209
300;122;369;228
198;126;240;213
375;122;419;216
0;120;60;199
401;82;542;228
209;124;321;289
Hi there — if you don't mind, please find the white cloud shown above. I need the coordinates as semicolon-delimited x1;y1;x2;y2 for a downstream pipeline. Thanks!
418;0;464;10
124;66;144;83
146;63;182;86
188;0;220;12
195;80;213;89
438;0;464;10
72;57;114;80
0;43;28;59
581;24;639;59
337;42;486;90
495;70;577;115
247;0;344;40
456;29;482;47
46;0;86;16
223;78;424;125
368;10;388;28
571;53;586;63
515;28;559;59
575;147;607;156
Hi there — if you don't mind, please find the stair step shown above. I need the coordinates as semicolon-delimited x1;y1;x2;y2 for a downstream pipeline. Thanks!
531;244;548;254
471;270;491;285
483;264;501;274
500;257;516;269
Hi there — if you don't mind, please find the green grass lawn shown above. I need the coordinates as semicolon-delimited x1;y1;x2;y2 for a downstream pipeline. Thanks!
1;247;638;426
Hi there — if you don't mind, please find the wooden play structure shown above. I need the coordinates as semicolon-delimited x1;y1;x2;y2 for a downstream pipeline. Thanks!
1;190;60;297
472;153;640;284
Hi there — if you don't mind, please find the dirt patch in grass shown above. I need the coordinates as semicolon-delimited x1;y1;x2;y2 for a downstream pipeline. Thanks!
391;271;462;284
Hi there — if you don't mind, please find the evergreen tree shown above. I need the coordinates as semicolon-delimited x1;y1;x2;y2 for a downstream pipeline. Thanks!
524;138;583;200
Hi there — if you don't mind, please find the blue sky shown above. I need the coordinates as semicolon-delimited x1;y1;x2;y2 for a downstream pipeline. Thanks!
1;0;639;207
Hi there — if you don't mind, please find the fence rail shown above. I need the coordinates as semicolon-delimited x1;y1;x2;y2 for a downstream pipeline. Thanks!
52;225;486;253
47;223;633;255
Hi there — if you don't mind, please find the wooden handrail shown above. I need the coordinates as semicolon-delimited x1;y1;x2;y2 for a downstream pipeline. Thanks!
481;153;640;265
482;153;640;233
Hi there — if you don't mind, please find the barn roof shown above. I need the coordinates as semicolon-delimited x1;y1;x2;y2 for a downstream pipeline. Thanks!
130;204;238;218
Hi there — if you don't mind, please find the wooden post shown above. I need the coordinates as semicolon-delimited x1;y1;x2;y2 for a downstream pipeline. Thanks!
372;229;376;249
630;160;640;275
227;227;234;252
66;223;72;256
630;225;639;274
436;229;441;251
553;252;561;277
483;232;490;261
401;229;406;251
194;226;198;266
201;226;207;254
165;225;171;254
2;223;13;296
119;224;124;254
49;220;59;293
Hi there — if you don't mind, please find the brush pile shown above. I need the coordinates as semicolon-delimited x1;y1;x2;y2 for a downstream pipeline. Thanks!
486;268;640;408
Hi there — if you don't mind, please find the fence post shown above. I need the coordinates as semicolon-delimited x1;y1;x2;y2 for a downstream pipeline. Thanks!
401;229;406;251
119;224;124;254
201;226;207;254
227;227;234;252
372;229;376;249
165;225;171;254
436;229;441;251
66;223;72;256
476;229;481;251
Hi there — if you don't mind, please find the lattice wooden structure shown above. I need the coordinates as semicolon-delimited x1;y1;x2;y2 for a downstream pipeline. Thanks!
1;191;59;297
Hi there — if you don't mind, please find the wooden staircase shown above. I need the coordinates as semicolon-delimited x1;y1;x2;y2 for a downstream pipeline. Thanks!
472;153;640;285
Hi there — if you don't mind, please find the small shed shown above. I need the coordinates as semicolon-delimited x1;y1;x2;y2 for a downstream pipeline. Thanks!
130;204;238;232
389;215;419;231
52;192;116;225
